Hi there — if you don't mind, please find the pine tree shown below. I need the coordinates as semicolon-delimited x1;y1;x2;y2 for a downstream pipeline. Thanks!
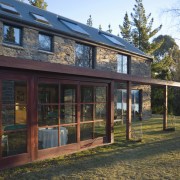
5;26;15;43
119;12;132;43
28;0;47;10
130;0;162;54
87;15;93;27
107;24;112;33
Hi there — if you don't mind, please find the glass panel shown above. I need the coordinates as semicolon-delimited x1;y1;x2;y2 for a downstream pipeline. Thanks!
132;90;140;120
117;54;128;74
2;81;27;128
2;131;27;157
38;105;58;126
3;25;21;45
95;87;106;102
61;84;76;103
94;121;106;138
0;3;19;14
61;125;77;145
102;34;125;47
123;56;128;74
80;123;93;141
39;33;52;51
61;20;89;35
38;127;58;149
75;43;93;68
81;104;93;121
95;104;106;121
60;105;77;124
81;86;93;102
38;84;58;103
32;13;49;24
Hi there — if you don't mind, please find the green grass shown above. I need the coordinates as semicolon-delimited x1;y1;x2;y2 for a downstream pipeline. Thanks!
0;117;180;180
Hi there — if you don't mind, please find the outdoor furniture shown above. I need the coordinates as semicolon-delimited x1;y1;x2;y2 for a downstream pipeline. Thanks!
2;135;9;155
38;127;68;149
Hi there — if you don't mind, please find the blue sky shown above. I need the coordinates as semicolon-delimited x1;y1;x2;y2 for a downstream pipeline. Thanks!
24;0;180;46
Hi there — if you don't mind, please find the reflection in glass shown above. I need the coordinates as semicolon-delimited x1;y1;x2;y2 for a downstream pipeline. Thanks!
39;33;52;51
61;85;76;103
38;105;58;126
38;84;58;103
75;43;93;68
117;54;128;74
94;122;106;138
2;131;27;157
95;104;106;121
3;24;21;45
81;104;93;121
81;87;93;102
60;105;77;124
95;87;106;102
80;123;93;141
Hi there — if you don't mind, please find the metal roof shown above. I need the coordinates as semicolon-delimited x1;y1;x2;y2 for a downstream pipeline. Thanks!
0;0;151;59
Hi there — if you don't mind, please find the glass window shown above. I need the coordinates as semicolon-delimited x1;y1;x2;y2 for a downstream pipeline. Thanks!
61;20;89;35
31;13;49;24
3;24;21;45
0;3;19;15
117;54;128;74
1;80;27;157
75;43;93;68
102;33;125;47
39;33;52;52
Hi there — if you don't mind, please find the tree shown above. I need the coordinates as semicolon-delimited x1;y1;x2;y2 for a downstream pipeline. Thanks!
28;0;47;10
153;35;178;61
107;24;112;33
87;15;93;27
4;26;15;43
119;12;132;43
122;0;162;54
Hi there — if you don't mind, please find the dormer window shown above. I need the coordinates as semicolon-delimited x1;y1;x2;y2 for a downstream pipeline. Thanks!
3;24;22;46
0;3;19;15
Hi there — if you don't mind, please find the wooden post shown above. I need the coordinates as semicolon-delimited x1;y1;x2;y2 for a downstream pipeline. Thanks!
163;85;168;130
126;81;132;140
108;81;114;143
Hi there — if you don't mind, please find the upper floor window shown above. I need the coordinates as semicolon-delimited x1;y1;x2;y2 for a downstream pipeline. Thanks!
3;24;21;45
117;54;128;74
39;33;52;52
75;43;93;68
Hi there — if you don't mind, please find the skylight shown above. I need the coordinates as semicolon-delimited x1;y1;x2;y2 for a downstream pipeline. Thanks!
61;20;89;36
0;3;19;15
31;13;49;25
102;33;125;47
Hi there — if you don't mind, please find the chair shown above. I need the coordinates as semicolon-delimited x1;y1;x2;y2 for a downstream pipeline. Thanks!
2;135;9;155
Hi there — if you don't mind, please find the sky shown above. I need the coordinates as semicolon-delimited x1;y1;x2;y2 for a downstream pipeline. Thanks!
24;0;180;46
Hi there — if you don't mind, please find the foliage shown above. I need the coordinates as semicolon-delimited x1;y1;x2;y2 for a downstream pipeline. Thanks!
106;24;112;33
28;0;47;10
87;15;93;27
119;12;132;43
153;35;179;61
4;26;15;43
120;0;162;54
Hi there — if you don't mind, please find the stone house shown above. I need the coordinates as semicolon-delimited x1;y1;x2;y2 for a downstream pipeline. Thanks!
0;0;179;169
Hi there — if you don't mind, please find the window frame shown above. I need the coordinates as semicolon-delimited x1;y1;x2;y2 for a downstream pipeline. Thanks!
117;54;130;74
38;32;53;52
75;42;95;69
3;23;22;46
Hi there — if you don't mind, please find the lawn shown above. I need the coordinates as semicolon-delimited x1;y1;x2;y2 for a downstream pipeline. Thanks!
0;117;180;180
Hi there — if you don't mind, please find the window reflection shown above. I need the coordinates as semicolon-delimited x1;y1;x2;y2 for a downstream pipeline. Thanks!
117;54;128;74
39;33;52;52
1;80;27;157
3;24;21;45
75;43;93;68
